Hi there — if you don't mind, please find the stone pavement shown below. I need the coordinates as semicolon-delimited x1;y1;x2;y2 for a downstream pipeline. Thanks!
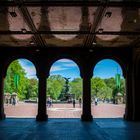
0;118;140;140
4;102;125;118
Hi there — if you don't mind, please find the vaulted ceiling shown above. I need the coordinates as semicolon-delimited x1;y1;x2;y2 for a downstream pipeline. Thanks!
0;0;140;48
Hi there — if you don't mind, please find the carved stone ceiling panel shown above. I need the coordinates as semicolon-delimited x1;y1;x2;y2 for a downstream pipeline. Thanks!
0;0;140;47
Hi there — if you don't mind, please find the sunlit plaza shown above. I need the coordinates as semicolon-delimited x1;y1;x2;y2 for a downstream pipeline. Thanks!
4;102;125;118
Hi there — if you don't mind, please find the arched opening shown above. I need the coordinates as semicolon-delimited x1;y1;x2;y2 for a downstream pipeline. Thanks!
4;58;38;118
92;59;126;118
47;58;82;118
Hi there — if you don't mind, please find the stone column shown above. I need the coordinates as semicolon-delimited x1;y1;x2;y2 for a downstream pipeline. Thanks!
132;57;140;121
0;70;6;120
124;66;134;121
81;68;93;121
36;71;48;121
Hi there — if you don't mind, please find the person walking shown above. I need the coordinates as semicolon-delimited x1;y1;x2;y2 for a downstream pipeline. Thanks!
73;98;76;108
79;98;82;108
50;97;53;107
12;96;16;106
47;97;51;107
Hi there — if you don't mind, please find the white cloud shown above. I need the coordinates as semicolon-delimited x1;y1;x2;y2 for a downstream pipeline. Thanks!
64;63;77;67
56;59;78;67
18;59;37;79
24;66;37;79
24;66;36;75
50;66;68;72
19;59;32;67
57;59;73;63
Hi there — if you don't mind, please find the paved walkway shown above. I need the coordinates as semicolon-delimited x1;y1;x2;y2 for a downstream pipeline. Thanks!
4;103;125;118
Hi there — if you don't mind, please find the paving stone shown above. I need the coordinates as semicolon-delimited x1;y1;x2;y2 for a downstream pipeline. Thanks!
0;118;140;140
4;103;125;118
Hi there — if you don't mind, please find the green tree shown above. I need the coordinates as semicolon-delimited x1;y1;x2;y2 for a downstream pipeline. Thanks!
47;75;65;100
24;78;38;100
4;60;28;100
91;77;106;98
104;77;116;90
70;78;82;99
104;77;125;103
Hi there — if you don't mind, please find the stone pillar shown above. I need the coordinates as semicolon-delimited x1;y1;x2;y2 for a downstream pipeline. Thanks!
36;71;48;121
81;68;93;121
0;70;6;120
124;65;134;121
132;56;140;121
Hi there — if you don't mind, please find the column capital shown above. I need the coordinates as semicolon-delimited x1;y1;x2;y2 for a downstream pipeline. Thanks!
0;67;6;79
35;61;50;79
36;72;49;79
81;73;93;79
36;67;49;79
80;67;93;79
80;61;93;79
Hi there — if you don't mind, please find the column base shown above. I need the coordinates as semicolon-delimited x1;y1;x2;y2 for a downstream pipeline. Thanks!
36;114;48;121
0;113;6;120
124;113;133;121
81;114;93;121
130;113;140;121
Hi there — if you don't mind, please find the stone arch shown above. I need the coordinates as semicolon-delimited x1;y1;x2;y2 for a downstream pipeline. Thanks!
4;57;38;118
91;57;126;118
47;57;82;118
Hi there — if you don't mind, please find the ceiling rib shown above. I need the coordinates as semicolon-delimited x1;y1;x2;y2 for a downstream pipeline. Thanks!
83;3;107;47
1;1;140;7
14;0;46;47
130;37;140;48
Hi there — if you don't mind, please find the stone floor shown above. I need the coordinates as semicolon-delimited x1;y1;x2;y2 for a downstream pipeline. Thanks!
0;118;140;140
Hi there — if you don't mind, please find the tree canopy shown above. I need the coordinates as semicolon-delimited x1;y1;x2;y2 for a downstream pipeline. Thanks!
4;60;38;100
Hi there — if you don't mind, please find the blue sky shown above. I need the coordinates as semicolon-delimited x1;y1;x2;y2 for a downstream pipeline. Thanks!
50;59;80;80
19;59;37;79
93;59;123;78
18;58;123;79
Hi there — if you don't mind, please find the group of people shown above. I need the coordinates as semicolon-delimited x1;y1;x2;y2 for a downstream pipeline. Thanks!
5;95;17;106
47;96;82;108
72;98;82;108
73;97;98;108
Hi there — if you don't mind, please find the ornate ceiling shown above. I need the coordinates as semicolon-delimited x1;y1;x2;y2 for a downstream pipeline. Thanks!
0;0;140;47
